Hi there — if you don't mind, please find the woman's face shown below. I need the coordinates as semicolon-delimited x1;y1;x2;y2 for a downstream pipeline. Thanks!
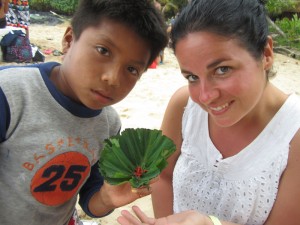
175;31;273;127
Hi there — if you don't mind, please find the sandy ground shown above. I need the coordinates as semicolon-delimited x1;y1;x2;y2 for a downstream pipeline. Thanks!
2;13;300;224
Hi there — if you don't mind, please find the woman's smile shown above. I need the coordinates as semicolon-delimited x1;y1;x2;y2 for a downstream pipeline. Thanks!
209;102;230;112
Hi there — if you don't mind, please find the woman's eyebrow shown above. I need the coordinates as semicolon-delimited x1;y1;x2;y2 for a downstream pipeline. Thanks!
207;58;226;69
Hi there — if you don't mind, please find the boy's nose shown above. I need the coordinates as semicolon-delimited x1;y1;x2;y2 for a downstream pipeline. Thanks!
102;69;121;87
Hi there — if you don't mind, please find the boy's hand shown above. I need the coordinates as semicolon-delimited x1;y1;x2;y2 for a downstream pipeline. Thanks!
100;181;153;207
89;177;159;217
102;176;159;207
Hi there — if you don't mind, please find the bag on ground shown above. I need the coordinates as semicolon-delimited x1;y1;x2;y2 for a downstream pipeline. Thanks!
0;30;32;63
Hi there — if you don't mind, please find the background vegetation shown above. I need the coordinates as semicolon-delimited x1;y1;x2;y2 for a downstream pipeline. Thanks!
29;0;300;56
30;0;78;15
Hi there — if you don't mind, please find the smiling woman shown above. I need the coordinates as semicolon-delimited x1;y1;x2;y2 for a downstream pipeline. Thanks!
116;0;300;225
0;0;168;225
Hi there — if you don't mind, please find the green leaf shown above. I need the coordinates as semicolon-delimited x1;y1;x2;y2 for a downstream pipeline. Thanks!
99;128;176;188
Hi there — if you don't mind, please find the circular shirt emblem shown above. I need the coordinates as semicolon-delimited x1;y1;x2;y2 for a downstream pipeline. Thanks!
31;152;90;206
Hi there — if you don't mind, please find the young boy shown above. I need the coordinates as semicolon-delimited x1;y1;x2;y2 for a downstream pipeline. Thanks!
0;0;168;224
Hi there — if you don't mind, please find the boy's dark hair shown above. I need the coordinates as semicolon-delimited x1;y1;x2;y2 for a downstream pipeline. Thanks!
171;0;269;60
71;0;168;67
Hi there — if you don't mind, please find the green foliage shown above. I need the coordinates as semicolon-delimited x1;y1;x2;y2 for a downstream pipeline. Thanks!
270;14;300;51
168;0;188;11
157;0;297;19
276;14;300;39
49;0;78;15
266;0;296;16
99;128;176;188
157;0;188;20
30;0;79;15
29;0;49;11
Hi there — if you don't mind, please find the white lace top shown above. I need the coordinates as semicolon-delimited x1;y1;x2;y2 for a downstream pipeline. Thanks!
173;94;300;225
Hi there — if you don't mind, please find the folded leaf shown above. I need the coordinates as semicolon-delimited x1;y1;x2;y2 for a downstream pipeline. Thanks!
99;128;176;188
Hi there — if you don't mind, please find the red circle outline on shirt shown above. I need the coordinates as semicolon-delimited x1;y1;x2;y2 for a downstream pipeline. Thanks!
30;152;91;206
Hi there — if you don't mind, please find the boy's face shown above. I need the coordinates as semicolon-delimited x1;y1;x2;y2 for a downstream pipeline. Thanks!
55;18;151;110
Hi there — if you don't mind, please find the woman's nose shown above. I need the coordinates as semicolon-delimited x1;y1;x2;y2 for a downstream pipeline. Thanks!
197;80;219;104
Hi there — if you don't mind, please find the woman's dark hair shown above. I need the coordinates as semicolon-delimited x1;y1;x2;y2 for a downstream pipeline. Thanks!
171;0;269;60
71;0;168;67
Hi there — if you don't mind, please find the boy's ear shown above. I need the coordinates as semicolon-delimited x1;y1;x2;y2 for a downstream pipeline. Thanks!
263;36;274;71
62;26;74;54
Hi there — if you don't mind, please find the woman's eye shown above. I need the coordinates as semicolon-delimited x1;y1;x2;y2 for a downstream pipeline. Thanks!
215;66;230;75
185;74;198;82
97;46;110;56
128;66;139;76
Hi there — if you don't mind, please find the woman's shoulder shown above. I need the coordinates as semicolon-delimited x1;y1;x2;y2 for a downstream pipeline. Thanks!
169;85;190;108
282;94;300;119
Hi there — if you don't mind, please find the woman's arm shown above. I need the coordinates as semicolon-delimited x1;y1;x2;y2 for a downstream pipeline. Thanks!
151;86;189;218
263;129;300;225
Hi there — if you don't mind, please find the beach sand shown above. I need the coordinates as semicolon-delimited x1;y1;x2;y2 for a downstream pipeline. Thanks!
3;17;300;224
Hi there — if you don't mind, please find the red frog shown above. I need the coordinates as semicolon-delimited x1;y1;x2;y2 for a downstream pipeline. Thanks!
133;166;148;178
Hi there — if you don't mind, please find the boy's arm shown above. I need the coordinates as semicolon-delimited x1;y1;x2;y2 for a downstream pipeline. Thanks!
79;161;137;218
79;160;153;218
0;87;10;142
86;173;152;217
78;161;110;218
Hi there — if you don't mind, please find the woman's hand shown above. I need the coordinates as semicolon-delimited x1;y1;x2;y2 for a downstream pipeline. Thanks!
117;206;208;225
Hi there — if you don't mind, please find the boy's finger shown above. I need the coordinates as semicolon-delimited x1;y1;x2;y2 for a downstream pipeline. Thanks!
131;186;152;198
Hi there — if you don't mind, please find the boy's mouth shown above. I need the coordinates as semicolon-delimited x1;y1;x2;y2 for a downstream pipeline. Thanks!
92;89;113;103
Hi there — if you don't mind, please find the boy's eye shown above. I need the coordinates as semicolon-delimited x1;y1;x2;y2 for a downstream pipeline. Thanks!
215;66;230;75
97;46;110;56
128;66;139;76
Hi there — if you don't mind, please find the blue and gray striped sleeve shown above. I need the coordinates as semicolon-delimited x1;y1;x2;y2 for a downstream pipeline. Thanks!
0;87;10;142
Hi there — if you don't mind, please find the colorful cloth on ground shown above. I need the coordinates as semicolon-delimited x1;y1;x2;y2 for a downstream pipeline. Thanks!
6;0;30;29
173;94;300;225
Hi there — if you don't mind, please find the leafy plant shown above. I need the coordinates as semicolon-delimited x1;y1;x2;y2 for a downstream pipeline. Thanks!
30;0;79;15
156;0;188;20
285;14;300;39
271;13;300;51
99;128;176;188
266;0;296;17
